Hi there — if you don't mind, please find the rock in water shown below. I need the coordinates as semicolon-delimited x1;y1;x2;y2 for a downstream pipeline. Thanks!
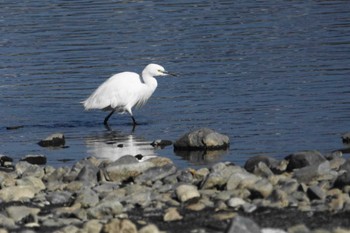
38;133;65;147
174;128;229;150
20;155;47;165
342;132;350;143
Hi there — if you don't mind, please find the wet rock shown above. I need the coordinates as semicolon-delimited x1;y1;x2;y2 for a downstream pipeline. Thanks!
225;215;261;233
174;128;230;150
38;133;65;147
151;139;173;148
176;184;200;202
6;125;24;130
342;132;350;144
286;150;326;171
20;154;47;165
0;155;13;168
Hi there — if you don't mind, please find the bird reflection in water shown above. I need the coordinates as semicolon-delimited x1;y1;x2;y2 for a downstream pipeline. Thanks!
85;131;157;162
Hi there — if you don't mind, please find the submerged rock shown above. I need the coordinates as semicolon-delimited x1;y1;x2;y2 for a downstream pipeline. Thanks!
20;154;47;165
38;133;65;147
174;128;229;150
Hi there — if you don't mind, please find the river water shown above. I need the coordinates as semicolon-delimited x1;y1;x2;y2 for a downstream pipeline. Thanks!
1;0;350;168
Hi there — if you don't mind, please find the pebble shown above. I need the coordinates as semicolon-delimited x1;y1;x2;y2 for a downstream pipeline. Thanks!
0;149;350;232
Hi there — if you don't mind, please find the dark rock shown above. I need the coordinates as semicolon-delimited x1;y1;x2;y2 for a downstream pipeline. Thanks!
6;125;24;130
244;156;279;173
38;133;65;147
0;155;14;168
174;128;229;150
151;139;173;148
285;150;326;171
307;185;326;200
334;159;350;188
342;132;350;143
20;154;47;165
225;215;261;233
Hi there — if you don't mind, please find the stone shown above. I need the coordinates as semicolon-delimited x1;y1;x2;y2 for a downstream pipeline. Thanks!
135;164;177;184
6;206;40;223
250;179;273;198
104;156;173;182
176;184;200;202
285;150;326;171
74;188;99;208
87;199;123;219
163;208;183;222
102;219;137;233
82;220;103;233
261;229;287;233
227;197;246;208
0;186;37;202
287;224;310;233
334;159;350;188
225;215;261;233
202;163;242;189
244;156;279;174
174;128;230;150
16;176;46;191
46;191;73;205
226;169;259;190
38;133;65;147
293;161;331;184
0;155;14;168
20;155;47;165
139;224;160;233
307;185;326;200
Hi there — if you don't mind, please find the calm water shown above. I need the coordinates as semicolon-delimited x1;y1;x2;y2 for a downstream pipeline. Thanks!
1;0;350;168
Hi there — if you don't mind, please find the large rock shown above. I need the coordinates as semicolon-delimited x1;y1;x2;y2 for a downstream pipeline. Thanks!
103;156;173;183
0;186;37;202
285;150;326;171
38;133;65;147
174;128;229;150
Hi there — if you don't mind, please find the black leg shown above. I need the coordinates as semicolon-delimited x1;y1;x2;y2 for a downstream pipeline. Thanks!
104;110;115;125
131;116;137;126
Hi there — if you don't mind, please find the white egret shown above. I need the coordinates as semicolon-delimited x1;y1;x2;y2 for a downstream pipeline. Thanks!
82;64;175;126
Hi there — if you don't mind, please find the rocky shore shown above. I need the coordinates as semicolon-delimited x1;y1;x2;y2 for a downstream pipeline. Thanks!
1;129;350;233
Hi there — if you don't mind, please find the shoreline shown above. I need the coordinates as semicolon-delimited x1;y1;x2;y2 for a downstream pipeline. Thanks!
1;148;350;233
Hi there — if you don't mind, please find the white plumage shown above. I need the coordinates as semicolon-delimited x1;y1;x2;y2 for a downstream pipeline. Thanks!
82;64;173;126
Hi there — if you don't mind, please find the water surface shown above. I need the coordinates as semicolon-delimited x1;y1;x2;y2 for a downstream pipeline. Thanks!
1;0;350;168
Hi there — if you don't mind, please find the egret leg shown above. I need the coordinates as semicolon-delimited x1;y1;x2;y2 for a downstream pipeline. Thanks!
104;110;115;125
131;116;137;126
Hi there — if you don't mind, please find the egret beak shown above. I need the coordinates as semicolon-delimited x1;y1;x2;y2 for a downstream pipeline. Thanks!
163;70;177;77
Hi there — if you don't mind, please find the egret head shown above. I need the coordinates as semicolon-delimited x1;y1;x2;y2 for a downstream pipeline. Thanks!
144;64;175;77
